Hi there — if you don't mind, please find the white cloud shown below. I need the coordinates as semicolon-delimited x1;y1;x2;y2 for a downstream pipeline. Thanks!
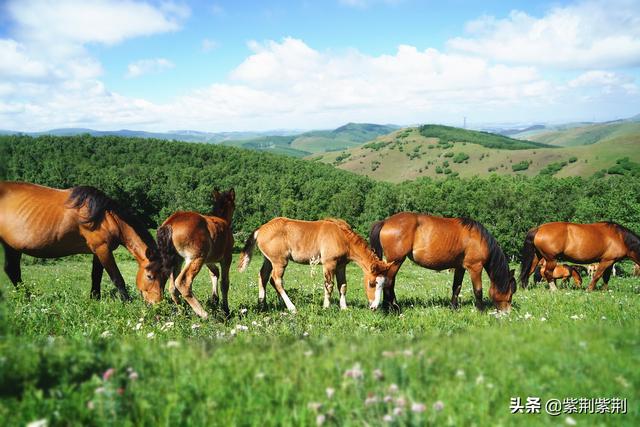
0;39;49;79
126;58;175;78
7;0;188;46
448;0;640;69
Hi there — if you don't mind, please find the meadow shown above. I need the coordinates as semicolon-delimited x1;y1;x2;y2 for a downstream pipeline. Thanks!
1;248;638;426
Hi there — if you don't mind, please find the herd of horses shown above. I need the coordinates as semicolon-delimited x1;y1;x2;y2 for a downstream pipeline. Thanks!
1;181;639;319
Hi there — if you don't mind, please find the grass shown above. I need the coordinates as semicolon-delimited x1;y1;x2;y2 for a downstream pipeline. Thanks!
1;248;639;426
419;125;550;150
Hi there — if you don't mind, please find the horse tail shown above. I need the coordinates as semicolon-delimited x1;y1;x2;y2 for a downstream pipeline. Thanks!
238;229;258;272
519;227;539;289
157;224;180;276
369;220;385;258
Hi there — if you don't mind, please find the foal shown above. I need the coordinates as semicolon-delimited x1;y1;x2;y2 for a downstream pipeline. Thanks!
157;189;235;318
238;217;392;312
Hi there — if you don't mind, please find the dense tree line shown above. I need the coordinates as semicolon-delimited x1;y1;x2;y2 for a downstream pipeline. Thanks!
2;134;639;257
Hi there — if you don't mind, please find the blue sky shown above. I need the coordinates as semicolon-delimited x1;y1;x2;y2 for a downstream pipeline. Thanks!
1;0;639;131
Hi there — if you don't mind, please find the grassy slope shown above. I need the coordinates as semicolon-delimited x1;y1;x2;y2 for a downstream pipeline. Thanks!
1;250;638;426
313;126;640;182
526;122;640;147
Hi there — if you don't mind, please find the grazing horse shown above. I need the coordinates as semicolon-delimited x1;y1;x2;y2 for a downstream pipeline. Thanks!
237;217;392;312
0;181;164;303
533;260;583;290
370;212;516;311
157;189;235;318
520;221;640;291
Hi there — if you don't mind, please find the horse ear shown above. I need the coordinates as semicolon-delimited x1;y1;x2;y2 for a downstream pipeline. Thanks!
212;188;221;199
228;188;235;200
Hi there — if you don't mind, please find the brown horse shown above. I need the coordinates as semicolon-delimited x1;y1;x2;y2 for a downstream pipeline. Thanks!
520;221;640;291
370;212;516;311
157;189;235;318
237;217;392;312
0;181;164;303
533;260;583;290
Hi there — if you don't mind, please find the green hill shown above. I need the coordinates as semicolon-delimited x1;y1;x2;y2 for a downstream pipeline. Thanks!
312;124;640;182
526;121;640;147
223;123;398;155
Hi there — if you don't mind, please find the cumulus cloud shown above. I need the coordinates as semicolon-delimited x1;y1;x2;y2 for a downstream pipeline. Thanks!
126;58;175;78
448;0;640;69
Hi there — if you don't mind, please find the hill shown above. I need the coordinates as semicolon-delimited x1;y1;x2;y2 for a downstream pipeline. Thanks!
525;121;640;147
312;124;640;182
221;122;398;155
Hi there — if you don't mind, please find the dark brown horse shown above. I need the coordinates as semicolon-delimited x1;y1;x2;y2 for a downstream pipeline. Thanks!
520;221;640;290
370;212;516;311
157;189;235;318
0;181;164;303
238;217;392;312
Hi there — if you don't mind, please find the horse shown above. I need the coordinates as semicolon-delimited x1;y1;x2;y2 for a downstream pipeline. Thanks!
237;217;392;313
370;212;516;311
0;181;164;303
157;189;235;318
533;259;583;290
520;221;640;291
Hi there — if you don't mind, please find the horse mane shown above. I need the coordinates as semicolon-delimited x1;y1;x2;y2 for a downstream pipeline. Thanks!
68;186;162;272
603;222;640;255
323;218;382;263
459;217;514;293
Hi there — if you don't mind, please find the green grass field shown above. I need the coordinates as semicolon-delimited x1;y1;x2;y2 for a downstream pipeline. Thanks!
1;248;638;426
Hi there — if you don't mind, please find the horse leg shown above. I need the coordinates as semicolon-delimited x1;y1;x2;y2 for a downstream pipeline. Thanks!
93;245;131;301
322;261;336;309
571;269;582;288
270;263;296;313
2;244;22;286
207;264;220;306
175;257;208;318
450;267;465;309
336;264;348;310
382;257;404;310
543;259;558;291
586;260;614;291
467;264;484;310
90;254;103;299
169;266;181;305
601;265;614;291
219;255;231;315
258;258;273;309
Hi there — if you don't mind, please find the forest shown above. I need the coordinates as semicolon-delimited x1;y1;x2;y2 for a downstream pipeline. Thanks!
2;134;640;257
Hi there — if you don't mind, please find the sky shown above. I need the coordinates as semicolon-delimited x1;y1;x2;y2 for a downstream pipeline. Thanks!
0;0;639;132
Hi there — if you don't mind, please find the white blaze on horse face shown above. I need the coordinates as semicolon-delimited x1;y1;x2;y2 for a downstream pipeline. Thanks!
369;276;386;309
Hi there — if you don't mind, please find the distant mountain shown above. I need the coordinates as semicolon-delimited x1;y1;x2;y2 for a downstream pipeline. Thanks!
0;128;300;144
525;120;640;147
0;123;399;156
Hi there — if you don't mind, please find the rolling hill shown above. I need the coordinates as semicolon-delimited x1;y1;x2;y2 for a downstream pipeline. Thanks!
220;122;398;157
311;123;640;182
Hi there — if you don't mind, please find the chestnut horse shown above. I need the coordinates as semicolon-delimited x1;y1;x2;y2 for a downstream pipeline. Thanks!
237;217;392;312
157;189;235;318
370;212;516;311
533;260;583;290
520;221;640;291
0;181;164;303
